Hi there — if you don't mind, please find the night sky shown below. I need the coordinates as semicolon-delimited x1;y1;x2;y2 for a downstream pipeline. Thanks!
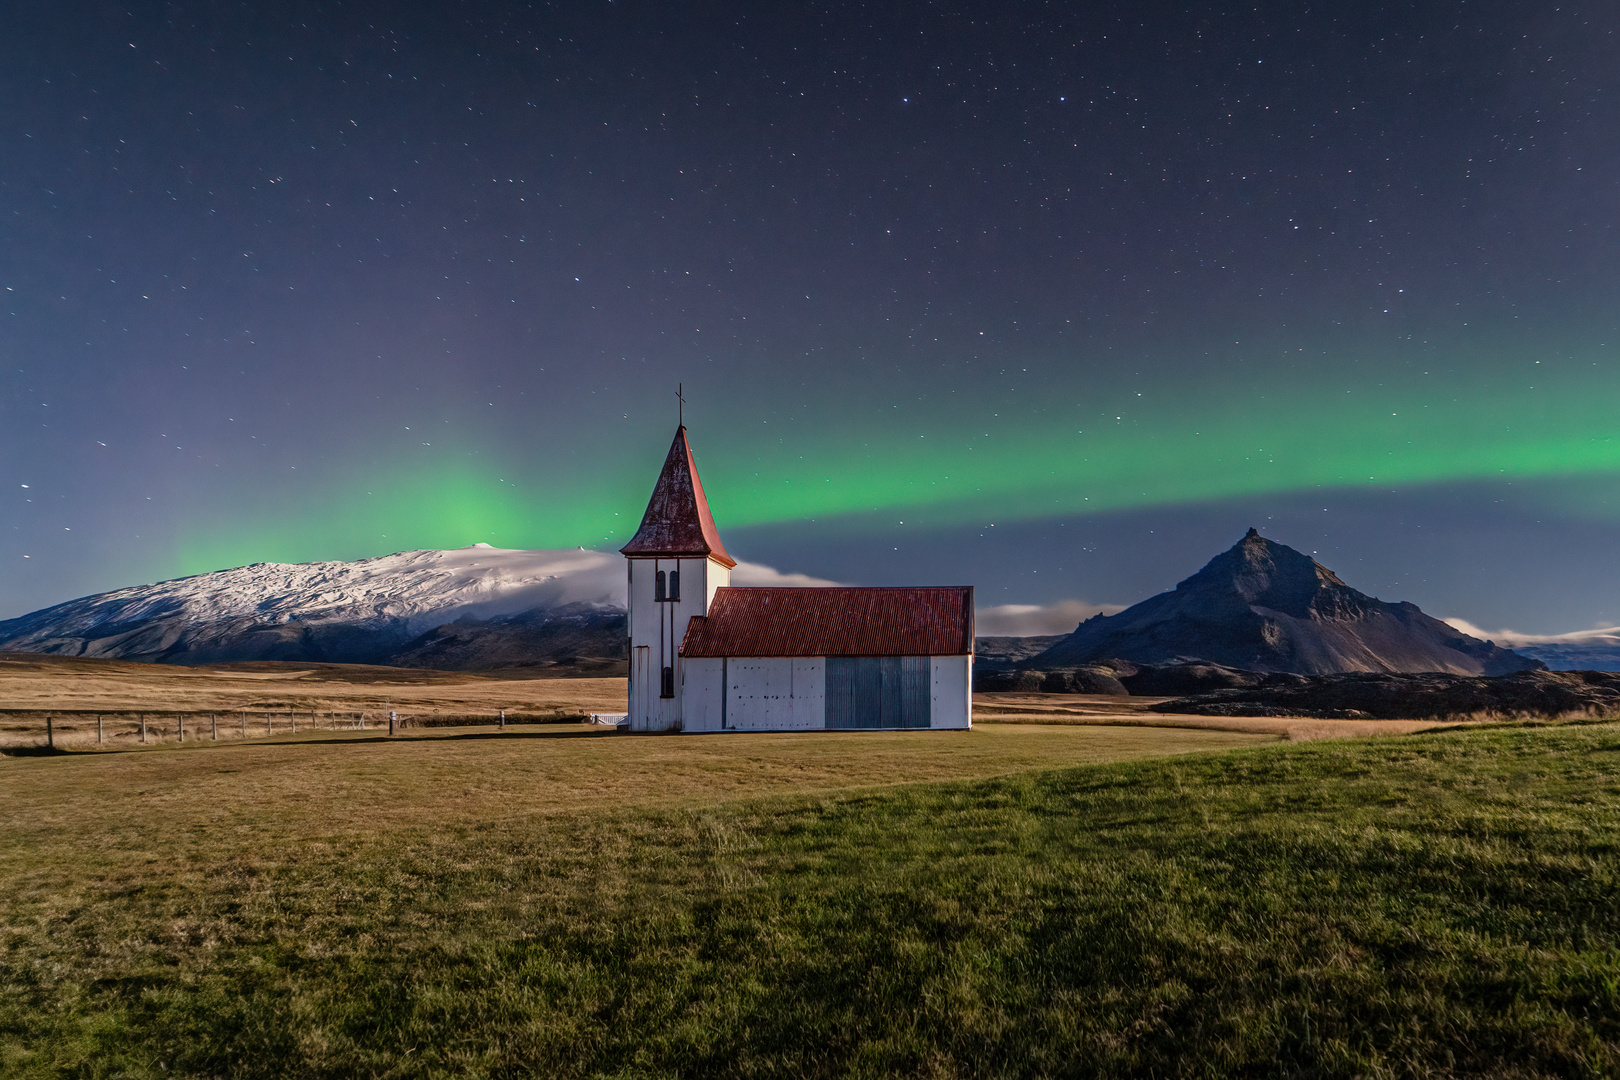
4;1;1618;636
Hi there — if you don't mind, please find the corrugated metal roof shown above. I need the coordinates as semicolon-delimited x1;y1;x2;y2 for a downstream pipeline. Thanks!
680;586;974;658
619;425;736;568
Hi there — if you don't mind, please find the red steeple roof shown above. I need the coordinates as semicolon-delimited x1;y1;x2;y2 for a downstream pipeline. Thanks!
620;425;736;567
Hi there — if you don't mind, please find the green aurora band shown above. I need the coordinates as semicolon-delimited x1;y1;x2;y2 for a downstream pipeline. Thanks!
174;348;1620;576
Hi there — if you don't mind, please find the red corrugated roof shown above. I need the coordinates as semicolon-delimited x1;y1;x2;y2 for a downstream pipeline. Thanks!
680;587;974;658
619;426;736;567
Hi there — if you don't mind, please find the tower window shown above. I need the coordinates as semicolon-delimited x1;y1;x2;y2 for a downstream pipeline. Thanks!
668;569;680;601
661;665;675;698
655;569;666;602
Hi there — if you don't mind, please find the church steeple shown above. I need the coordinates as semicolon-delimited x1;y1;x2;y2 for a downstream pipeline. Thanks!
619;425;736;567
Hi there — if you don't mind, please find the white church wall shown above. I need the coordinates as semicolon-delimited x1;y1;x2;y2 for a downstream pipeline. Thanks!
930;655;972;729
705;557;730;607
627;555;727;732
681;657;725;732
631;645;652;728
724;657;826;730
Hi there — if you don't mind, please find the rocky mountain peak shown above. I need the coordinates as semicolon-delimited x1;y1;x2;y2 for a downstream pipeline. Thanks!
1030;531;1542;676
1175;529;1354;619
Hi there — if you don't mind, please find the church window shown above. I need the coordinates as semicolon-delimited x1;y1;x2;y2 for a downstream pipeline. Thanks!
655;570;666;602
668;569;680;601
661;665;675;698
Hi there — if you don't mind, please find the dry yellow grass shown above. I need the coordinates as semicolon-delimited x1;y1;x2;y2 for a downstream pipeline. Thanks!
0;655;1274;841
0;721;1274;834
0;654;626;748
1;656;1464;750
974;690;1470;740
9;658;1613;1076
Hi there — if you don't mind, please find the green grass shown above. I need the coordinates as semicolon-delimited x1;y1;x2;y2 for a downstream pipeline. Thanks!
4;724;1620;1077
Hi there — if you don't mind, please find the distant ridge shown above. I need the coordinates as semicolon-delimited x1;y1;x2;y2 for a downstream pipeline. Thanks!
1031;529;1542;677
0;546;627;671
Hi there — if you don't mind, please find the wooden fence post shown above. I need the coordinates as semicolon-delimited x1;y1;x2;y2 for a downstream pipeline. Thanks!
178;715;184;742
140;715;148;744
499;709;506;730
212;714;218;741
46;716;54;750
290;712;296;734
97;715;104;744
265;713;271;736
241;711;248;739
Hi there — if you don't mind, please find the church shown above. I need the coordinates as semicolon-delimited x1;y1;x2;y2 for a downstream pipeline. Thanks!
620;425;974;733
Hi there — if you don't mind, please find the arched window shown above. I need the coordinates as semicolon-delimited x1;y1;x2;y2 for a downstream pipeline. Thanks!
668;569;680;601
655;569;666;602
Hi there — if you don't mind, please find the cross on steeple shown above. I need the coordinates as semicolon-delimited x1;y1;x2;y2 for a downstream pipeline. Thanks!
675;383;686;426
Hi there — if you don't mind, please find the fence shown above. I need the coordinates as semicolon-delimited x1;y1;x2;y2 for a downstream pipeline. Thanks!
0;708;593;752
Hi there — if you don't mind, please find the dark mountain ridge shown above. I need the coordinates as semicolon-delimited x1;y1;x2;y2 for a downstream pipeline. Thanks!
1150;669;1620;721
1031;529;1541;677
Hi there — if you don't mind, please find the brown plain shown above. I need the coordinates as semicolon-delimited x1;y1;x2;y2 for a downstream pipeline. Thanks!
0;653;626;747
0;653;1459;752
0;655;1290;832
0;653;1293;818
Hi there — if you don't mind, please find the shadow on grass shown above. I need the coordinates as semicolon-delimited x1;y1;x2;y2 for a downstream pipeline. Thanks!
1;726;623;758
389;727;622;743
0;744;73;757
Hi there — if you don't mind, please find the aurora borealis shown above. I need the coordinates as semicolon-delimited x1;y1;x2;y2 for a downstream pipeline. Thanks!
4;2;1618;634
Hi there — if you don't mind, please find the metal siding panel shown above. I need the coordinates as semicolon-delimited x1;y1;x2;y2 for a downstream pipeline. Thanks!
681;658;724;731
878;656;902;727
930;656;971;729
825;657;858;729
792;658;826;729
856;657;883;729
728;658;796;730
901;656;931;728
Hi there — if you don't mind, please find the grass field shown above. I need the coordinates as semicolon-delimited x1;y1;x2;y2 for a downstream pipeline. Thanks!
4;718;1620;1077
0;654;1463;751
0;654;628;749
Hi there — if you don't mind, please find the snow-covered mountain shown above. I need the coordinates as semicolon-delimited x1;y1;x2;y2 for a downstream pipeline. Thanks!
0;545;628;668
1444;620;1620;673
0;545;845;670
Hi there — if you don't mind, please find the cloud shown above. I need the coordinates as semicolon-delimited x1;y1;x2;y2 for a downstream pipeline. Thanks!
975;599;1124;637
1443;618;1620;647
437;551;1122;642
729;561;844;588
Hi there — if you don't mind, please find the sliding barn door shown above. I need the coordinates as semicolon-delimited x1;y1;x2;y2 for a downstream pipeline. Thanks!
825;657;932;729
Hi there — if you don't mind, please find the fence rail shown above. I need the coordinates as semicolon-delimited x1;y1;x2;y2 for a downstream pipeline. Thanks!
0;709;593;752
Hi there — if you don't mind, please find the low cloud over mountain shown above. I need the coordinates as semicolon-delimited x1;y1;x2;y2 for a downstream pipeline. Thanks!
0;546;839;671
976;599;1125;637
1443;620;1620;672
